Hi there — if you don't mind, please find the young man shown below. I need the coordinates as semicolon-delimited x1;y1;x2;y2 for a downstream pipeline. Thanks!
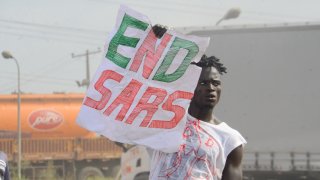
148;53;247;179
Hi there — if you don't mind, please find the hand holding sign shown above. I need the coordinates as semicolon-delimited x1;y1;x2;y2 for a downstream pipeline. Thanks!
152;24;167;39
77;5;209;153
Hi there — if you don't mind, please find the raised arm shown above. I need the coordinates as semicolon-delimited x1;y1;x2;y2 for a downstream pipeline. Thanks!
222;145;244;180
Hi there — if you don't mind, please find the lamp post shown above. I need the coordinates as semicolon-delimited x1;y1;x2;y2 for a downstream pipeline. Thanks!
216;7;241;26
1;50;21;180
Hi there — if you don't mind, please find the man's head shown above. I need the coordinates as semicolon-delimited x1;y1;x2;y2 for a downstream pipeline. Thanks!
191;55;227;109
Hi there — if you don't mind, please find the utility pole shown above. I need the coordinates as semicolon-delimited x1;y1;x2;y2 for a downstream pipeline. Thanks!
72;48;101;89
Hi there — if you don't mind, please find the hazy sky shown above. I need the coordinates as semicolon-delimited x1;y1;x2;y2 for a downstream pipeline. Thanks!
1;0;320;94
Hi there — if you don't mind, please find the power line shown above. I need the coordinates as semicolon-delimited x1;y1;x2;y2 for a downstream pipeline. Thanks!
98;0;225;17
0;24;105;41
0;80;79;93
0;66;82;93
0;73;76;82
95;0;320;23
17;58;76;84
0;55;83;92
0;18;107;35
0;18;110;45
0;30;102;46
72;48;101;88
0;79;76;93
0;74;77;93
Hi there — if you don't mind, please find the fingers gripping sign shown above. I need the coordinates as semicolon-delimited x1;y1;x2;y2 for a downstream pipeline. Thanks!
77;5;209;152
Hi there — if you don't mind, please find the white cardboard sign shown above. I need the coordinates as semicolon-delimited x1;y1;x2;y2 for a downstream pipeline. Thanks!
77;5;209;152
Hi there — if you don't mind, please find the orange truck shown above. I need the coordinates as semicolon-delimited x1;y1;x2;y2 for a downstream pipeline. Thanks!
0;93;122;179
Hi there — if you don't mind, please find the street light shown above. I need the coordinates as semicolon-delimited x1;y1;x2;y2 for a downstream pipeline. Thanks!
216;7;241;25
1;50;21;180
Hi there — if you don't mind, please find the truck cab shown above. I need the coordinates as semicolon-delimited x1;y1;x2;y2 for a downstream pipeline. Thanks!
120;145;151;180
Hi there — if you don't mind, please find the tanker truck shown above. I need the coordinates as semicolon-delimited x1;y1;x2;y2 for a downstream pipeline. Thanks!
0;93;122;179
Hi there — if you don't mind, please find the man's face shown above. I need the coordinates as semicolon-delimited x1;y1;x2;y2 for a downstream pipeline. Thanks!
192;66;222;108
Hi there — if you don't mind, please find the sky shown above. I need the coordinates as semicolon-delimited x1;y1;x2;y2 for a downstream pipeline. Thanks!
1;0;320;94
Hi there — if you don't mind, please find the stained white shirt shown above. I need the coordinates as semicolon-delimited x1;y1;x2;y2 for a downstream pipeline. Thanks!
149;114;247;180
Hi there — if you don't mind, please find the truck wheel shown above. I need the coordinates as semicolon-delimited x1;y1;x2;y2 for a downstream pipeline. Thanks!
111;165;120;177
78;167;104;180
134;172;150;180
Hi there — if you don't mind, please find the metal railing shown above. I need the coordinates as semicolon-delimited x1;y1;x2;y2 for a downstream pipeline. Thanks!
243;151;320;172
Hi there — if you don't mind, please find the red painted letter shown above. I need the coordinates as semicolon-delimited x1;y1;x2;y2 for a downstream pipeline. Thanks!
125;87;167;126
149;91;193;129
104;79;143;121
84;70;123;110
129;30;172;79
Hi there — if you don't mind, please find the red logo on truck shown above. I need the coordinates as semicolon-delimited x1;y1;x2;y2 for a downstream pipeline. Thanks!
28;110;64;131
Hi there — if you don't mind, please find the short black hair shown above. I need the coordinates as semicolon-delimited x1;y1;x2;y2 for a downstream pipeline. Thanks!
191;55;227;75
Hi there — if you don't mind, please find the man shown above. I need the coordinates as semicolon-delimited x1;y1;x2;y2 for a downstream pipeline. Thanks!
118;25;246;179
146;31;247;179
0;151;10;180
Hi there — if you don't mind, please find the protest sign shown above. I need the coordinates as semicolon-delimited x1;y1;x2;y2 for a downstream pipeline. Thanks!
77;5;210;152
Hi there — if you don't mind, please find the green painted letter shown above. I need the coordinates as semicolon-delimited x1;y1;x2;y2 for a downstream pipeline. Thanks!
153;37;199;82
106;14;149;68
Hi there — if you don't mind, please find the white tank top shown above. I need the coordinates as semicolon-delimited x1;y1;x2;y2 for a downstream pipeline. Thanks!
149;114;247;180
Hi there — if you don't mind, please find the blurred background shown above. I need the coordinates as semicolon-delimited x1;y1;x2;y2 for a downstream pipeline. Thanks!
1;0;320;179
1;0;320;94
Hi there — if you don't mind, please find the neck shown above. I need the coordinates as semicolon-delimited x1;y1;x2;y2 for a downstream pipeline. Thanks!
188;101;214;122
